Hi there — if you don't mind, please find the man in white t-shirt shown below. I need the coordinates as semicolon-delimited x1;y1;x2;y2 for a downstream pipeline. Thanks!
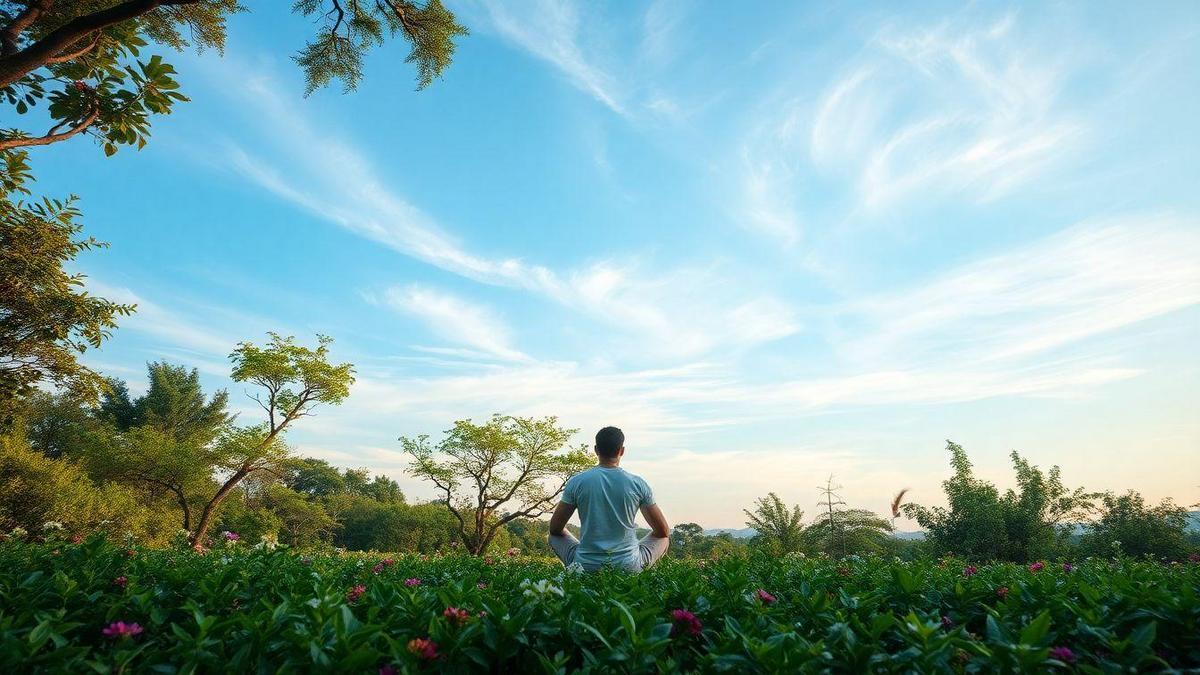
547;426;670;572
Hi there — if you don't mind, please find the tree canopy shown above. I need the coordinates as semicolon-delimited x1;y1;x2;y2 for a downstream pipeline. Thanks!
400;414;593;555
0;0;467;158
0;194;134;417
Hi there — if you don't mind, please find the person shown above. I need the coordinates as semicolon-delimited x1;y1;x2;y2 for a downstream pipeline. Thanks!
547;426;670;572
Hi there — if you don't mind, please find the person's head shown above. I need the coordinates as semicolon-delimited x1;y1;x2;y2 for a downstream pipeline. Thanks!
595;426;625;462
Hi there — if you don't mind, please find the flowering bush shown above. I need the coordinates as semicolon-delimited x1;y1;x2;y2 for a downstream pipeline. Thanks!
0;537;1196;672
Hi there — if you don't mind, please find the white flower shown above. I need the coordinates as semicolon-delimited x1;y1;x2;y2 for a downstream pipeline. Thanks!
10;526;28;538
565;562;585;575
42;521;64;532
520;578;564;598
306;598;321;608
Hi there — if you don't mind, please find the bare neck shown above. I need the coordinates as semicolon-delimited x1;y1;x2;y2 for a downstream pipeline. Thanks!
598;458;621;468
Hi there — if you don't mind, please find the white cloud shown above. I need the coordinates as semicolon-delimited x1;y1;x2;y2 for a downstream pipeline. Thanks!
381;285;532;363
820;14;1083;208
843;216;1200;366
468;0;627;115
210;67;799;361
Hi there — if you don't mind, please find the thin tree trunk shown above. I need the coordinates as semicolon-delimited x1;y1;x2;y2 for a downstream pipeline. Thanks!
190;467;248;549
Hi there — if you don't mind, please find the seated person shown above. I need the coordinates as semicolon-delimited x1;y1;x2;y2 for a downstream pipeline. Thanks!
548;426;670;572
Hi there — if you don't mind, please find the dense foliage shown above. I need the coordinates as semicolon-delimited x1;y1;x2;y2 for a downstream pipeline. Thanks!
1;536;1197;673
0;193;134;414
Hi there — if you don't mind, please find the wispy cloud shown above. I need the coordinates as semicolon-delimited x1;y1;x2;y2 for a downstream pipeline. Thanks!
467;0;627;115
842;215;1200;366
209;66;799;360
379;285;532;363
818;13;1082;208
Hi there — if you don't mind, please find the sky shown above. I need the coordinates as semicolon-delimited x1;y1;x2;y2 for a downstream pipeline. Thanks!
18;1;1200;528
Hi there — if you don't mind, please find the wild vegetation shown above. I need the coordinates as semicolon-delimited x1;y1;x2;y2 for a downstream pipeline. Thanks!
1;535;1198;672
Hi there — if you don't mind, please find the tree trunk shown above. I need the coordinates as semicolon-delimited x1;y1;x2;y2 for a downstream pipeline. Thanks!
190;467;248;549
0;0;179;89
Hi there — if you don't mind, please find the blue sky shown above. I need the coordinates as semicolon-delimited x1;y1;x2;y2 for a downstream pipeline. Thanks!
23;1;1200;527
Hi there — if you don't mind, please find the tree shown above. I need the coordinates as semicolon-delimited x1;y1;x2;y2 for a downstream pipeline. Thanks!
903;441;1094;562
0;0;467;157
284;456;347;498
0;193;134;417
400;414;592;555
22;389;95;458
670;522;706;558
1080;491;1192;560
803;508;893;557
743;492;805;555
816;475;848;557
188;332;353;548
126;361;230;444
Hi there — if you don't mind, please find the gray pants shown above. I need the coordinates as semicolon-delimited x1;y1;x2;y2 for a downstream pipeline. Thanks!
548;532;670;572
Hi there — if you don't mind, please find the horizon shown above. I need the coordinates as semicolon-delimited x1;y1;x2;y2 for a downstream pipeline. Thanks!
27;1;1200;528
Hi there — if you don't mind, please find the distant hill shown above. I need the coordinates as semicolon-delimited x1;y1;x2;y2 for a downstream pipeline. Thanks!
703;527;757;539
696;512;1196;542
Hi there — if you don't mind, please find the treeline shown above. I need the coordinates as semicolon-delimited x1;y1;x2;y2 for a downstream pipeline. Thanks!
684;442;1197;563
0;364;555;556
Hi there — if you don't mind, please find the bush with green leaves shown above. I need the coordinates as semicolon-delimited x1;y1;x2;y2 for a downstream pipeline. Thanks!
1;536;1197;672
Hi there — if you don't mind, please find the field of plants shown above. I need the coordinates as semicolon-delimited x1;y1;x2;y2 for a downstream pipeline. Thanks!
1;536;1198;673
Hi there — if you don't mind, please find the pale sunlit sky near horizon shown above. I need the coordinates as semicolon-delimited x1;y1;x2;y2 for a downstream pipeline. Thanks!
19;1;1200;528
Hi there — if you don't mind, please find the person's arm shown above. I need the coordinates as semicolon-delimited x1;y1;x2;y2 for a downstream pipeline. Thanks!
640;503;670;539
548;501;576;536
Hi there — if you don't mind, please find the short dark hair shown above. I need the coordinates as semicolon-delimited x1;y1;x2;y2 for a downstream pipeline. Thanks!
595;426;624;458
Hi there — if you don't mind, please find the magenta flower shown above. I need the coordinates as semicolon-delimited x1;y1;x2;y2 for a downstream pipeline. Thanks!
346;584;366;603
113;576;128;589
407;637;438;661
963;565;978;577
372;563;385;575
670;609;703;637
443;606;472;626
222;531;239;542
1188;552;1200;563
755;589;776;604
404;578;422;587
506;547;520;557
477;582;488;590
1028;561;1045;573
101;621;143;639
941;615;954;629
1062;563;1075;573
1049;646;1076;663
996;586;1010;599
379;665;398;675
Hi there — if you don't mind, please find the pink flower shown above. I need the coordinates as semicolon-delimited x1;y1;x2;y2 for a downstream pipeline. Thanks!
71;535;82;544
346;584;366;603
101;621;143;639
443;606;472;626
506;547;520;557
404;578;422;587
113;576;128;589
963;565;978;577
1028;561;1045;573
379;666;398;675
670;609;703;637
407;637;438;661
1062;563;1075;573
996;586;1010;599
941;615;954;629
382;558;394;566
222;531;240;542
477;582;488;590
755;589;776;604
1188;552;1200;563
1049;646;1076;663
372;563;385;575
